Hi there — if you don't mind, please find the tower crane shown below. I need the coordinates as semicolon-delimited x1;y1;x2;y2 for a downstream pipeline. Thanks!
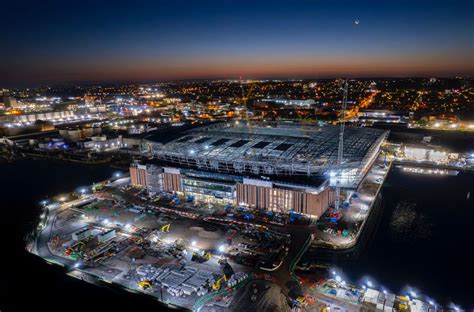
334;80;348;211
240;77;253;125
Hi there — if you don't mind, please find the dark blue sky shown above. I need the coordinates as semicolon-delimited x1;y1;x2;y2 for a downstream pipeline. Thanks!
1;0;473;87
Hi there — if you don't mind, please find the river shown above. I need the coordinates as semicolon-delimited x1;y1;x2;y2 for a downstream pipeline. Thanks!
0;159;174;311
0;159;473;310
339;166;474;309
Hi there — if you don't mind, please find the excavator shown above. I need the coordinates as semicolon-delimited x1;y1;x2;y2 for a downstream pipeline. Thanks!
138;280;152;290
191;250;212;263
160;223;170;232
212;275;228;291
212;259;234;291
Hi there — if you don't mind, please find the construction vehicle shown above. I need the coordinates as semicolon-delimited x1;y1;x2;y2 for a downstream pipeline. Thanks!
161;223;170;232
295;295;314;307
92;183;104;192
398;302;408;311
243;213;254;220
221;262;234;280
139;280;152;290
64;240;86;258
296;296;306;304
191;250;212;263
226;230;237;245
289;211;303;223
212;275;228;291
397;296;409;311
218;257;228;265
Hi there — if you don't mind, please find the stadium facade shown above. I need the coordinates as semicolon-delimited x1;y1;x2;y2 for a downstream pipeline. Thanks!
130;121;388;217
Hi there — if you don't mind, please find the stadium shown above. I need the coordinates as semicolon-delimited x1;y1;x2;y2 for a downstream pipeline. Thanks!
131;121;388;217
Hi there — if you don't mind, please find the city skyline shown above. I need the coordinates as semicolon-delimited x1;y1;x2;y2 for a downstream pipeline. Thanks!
1;0;473;87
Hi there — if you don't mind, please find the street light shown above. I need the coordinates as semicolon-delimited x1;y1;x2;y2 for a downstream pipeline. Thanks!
218;245;226;253
74;262;80;268
191;240;197;247
366;280;373;288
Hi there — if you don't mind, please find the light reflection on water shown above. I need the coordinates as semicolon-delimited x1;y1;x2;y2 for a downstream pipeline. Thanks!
339;166;474;308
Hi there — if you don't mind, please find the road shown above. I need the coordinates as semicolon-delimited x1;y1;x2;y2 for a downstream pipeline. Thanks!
35;205;73;267
341;91;378;121
264;224;314;300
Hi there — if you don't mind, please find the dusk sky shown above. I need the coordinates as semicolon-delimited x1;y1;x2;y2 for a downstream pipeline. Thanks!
1;0;473;87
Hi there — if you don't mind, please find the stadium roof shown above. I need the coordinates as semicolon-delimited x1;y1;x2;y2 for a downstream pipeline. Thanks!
147;121;388;177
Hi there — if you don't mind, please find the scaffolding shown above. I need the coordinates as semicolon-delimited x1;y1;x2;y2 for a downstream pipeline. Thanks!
148;121;387;186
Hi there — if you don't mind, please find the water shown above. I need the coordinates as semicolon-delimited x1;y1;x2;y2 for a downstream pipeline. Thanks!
340;166;474;308
1;159;473;310
0;159;176;311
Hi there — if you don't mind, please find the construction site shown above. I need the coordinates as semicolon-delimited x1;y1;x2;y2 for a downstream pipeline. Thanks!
33;179;291;311
27;93;451;311
132;120;388;219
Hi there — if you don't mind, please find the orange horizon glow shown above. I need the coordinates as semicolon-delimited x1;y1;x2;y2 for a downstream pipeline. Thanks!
13;54;473;85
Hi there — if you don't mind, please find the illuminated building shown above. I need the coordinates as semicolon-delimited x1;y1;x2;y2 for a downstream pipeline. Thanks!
133;121;387;216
